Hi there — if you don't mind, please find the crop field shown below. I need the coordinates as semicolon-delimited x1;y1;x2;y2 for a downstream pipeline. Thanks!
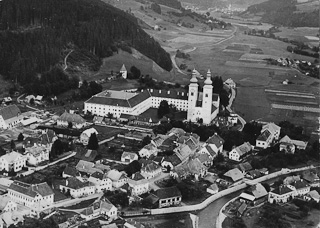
274;27;319;44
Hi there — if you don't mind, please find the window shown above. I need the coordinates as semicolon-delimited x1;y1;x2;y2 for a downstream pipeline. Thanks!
205;94;208;97
191;92;194;96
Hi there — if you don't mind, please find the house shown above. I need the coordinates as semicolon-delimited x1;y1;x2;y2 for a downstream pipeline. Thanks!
228;142;252;162
257;168;269;175
59;177;95;198
140;160;162;179
35;95;43;105
0;152;27;172
57;111;86;129
162;154;183;171
80;199;117;221
0;105;23;129
172;158;207;181
204;133;224;155
268;185;294;204
0;211;23;228
0;195;17;212
8;181;54;210
302;171;320;187
121;152;138;164
74;147;98;162
198;145;217;160
246;170;262;179
107;170;127;188
207;183;219;194
139;143;158;158
25;95;35;103
154;186;182;208
239;183;268;205
237;162;253;174
80;128;98;145
76;160;103;176
279;135;308;154
304;190;320;203
287;179;310;196
224;78;236;89
93;116;104;125
256;123;280;149
24;145;49;166
174;144;194;162
62;166;80;178
88;172;112;193
127;172;149;196
283;175;300;185
196;153;213;167
224;168;244;182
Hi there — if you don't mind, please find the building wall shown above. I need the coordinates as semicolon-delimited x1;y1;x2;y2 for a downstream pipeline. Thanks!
8;190;54;208
60;185;96;198
229;151;240;161
159;196;181;208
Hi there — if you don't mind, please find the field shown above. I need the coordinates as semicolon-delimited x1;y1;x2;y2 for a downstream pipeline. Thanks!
274;27;319;45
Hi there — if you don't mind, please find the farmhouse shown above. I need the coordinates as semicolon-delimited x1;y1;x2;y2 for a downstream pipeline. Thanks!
154;186;182;208
279;135;308;154
57;111;86;129
80;128;98;145
8;181;54;210
0;105;23;129
0;152;27;172
228;142;252;162
84;69;220;125
256;123;280;149
59;177;95;198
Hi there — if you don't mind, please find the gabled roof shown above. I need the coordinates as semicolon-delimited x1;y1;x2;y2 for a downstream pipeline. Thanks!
107;170;126;181
61;177;94;189
1;152;24;164
155;186;181;199
257;130;271;141
291;179;309;189
187;158;206;175
121;152;138;161
204;145;217;157
280;135;308;149
40;129;56;145
302;171;320;183
246;183;268;199
128;172;148;185
0;195;13;211
63;166;80;177
75;147;98;162
208;183;219;192
9;181;54;198
308;190;320;201
58;111;85;124
175;144;192;161
0;105;20;120
272;185;293;195
152;135;167;147
206;134;224;148
163;154;182;166
224;168;244;182
141;161;161;173
197;153;211;164
237;162;252;172
232;142;252;156
261;122;280;135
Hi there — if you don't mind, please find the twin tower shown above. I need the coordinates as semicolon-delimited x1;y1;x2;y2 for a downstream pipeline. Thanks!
187;69;220;125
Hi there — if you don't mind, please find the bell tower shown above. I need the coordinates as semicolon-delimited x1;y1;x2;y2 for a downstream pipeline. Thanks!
202;69;213;124
187;69;199;121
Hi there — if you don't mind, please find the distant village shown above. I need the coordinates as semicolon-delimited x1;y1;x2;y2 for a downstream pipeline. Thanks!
0;70;318;228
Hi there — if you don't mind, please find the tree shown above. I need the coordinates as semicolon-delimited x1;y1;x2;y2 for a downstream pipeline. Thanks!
157;100;170;118
151;3;161;14
87;133;99;150
130;66;141;79
51;139;64;156
30;98;35;105
142;135;151;146
17;133;24;141
10;140;16;150
124;160;141;176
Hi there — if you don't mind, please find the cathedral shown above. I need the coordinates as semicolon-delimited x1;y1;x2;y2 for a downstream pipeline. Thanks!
84;69;220;125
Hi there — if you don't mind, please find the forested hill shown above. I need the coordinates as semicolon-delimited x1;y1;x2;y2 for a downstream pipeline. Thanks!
242;0;319;27
0;0;172;87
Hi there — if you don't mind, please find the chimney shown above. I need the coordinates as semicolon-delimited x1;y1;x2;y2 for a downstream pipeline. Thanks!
177;91;179;95
66;180;68;186
141;89;144;92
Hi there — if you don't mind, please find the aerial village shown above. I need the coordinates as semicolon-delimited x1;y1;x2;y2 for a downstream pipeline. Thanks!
0;66;318;228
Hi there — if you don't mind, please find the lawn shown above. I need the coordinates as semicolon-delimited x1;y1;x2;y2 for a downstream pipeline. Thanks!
61;198;98;210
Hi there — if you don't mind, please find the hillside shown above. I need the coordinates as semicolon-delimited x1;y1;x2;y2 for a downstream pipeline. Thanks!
241;0;319;27
179;0;268;10
0;0;172;95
